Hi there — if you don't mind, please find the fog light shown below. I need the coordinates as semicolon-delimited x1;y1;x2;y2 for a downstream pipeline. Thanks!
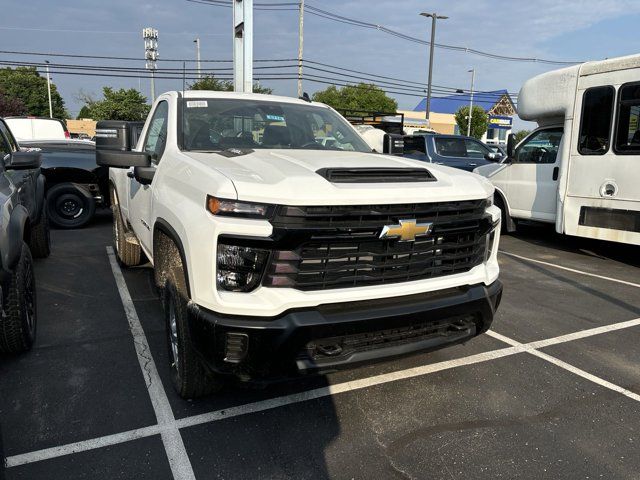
224;332;249;363
217;244;269;292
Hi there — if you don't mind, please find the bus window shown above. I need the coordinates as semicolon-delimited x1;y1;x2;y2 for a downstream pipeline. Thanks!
578;86;614;155
615;82;640;154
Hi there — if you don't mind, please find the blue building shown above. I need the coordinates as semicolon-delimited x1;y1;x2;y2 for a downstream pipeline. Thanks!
412;90;516;145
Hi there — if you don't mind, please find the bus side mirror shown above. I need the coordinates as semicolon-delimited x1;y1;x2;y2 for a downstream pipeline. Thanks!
506;133;516;158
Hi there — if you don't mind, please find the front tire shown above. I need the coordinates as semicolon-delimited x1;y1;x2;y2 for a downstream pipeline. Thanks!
0;243;37;353
163;260;220;399
29;210;52;258
112;201;142;267
46;183;96;229
495;195;516;234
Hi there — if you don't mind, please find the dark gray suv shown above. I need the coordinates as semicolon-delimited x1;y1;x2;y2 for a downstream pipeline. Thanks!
0;118;51;354
403;133;503;171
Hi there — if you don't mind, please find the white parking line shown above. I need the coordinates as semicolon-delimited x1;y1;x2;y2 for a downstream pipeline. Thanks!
4;425;163;468
176;345;522;430
8;311;640;469
106;247;196;480
500;250;640;288
487;330;640;403
528;317;640;350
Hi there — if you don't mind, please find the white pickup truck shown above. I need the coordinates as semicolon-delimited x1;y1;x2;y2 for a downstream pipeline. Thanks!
96;91;502;398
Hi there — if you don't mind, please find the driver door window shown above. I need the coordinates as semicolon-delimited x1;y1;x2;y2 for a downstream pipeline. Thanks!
464;139;490;159
514;128;563;164
144;101;169;164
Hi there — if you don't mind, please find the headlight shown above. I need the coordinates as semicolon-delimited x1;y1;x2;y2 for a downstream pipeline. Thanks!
207;195;273;219
217;244;270;292
486;194;494;208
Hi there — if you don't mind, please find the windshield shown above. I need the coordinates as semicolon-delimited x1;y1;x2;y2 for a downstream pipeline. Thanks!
182;98;371;153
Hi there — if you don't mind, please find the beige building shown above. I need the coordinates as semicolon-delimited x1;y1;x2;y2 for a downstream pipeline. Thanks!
66;119;97;138
399;110;456;135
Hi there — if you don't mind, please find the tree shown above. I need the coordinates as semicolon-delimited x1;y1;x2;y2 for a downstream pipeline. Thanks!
189;75;273;94
514;129;530;144
76;105;92;120
82;87;151;121
0;90;27;116
312;83;398;114
454;105;489;139
0;67;68;118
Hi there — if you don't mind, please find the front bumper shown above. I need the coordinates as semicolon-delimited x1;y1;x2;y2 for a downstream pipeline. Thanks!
186;280;503;380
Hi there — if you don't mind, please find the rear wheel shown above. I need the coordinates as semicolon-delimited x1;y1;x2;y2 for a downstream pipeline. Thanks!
47;183;96;229
162;253;220;399
29;210;51;258
0;243;37;353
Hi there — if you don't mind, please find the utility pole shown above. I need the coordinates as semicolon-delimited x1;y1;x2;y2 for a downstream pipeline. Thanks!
420;12;448;125
194;37;202;79
143;27;159;102
297;0;305;98
467;68;475;137
233;0;253;93
45;60;53;118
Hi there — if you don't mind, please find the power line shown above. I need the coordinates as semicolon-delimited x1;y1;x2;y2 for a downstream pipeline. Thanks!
0;49;500;91
0;57;516;100
189;0;582;66
0;49;295;63
303;4;581;66
185;0;298;10
16;66;515;103
0;54;518;103
0;59;298;73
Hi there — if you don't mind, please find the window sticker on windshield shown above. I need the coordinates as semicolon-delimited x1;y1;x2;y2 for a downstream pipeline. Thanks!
266;114;285;122
187;100;208;108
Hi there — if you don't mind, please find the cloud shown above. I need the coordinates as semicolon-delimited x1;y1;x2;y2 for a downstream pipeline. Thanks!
0;0;636;114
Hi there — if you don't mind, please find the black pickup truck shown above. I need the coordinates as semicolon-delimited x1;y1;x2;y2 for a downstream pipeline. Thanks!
18;140;106;228
0;118;51;353
20;121;145;229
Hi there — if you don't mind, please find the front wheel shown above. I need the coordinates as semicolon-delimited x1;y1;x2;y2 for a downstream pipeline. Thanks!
0;243;37;353
163;262;220;399
112;202;142;267
46;183;96;229
29;210;51;258
495;196;515;234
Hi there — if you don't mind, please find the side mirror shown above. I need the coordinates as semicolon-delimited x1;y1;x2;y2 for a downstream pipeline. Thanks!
484;152;501;162
133;166;155;185
506;133;516;158
97;150;151;169
5;152;42;170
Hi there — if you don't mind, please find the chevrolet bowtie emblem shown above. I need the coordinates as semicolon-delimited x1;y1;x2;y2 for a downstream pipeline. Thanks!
379;219;433;242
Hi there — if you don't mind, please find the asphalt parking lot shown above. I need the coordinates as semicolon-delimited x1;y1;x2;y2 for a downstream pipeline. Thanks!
1;212;639;480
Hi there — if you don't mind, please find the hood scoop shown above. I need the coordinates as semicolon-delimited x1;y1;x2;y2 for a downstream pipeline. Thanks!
316;167;436;184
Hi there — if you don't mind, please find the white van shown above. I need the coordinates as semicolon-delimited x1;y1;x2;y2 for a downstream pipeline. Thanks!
5;117;69;141
475;54;640;246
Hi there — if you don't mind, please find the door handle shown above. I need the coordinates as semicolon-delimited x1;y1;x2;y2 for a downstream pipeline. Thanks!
552;167;559;181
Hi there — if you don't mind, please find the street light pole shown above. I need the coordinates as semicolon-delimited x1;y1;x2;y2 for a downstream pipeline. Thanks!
467;68;475;137
194;37;202;79
297;0;305;98
420;12;448;125
45;60;53;118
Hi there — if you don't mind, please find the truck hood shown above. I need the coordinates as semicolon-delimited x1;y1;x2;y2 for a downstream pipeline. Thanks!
184;149;492;205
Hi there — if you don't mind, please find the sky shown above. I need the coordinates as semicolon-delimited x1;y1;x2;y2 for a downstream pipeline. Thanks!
2;0;640;130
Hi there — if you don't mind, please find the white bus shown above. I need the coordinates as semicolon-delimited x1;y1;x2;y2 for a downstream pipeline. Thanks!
476;54;640;245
